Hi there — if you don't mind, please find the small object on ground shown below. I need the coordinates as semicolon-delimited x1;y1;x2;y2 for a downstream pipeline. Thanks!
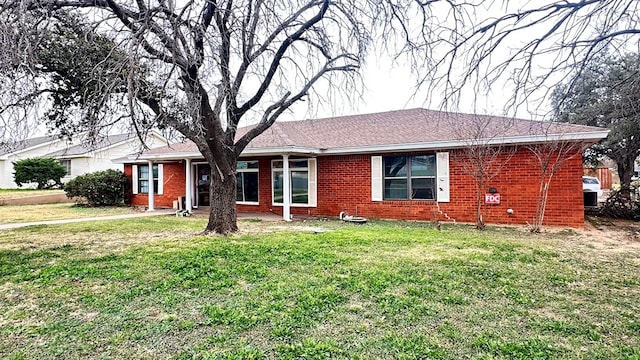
175;209;192;217
314;228;325;234
339;211;367;224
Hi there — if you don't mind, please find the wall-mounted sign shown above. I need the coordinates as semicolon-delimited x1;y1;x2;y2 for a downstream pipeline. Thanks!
485;193;501;204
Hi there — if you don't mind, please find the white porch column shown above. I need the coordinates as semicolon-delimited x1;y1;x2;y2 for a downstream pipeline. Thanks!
147;160;155;211
185;158;192;212
282;154;291;221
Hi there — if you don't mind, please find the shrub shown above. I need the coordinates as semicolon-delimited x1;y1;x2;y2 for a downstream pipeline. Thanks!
64;169;128;206
13;157;67;189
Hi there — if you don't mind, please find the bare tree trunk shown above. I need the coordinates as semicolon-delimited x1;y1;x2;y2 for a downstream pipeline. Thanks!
539;181;550;227
531;176;551;233
476;178;485;230
204;162;238;235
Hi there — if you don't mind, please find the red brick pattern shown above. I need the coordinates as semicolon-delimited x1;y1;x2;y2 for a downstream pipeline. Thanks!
127;147;585;227
125;162;186;208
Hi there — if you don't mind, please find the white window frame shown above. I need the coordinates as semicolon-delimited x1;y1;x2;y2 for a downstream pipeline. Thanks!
372;152;449;203
236;160;260;205
271;158;317;207
132;164;163;195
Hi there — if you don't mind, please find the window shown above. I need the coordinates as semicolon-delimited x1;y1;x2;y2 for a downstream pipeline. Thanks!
272;159;317;206
383;155;436;200
59;160;71;176
139;164;159;194
236;161;259;203
132;164;163;195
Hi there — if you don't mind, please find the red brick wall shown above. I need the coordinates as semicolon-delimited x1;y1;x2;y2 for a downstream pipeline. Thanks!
298;148;583;227
441;147;585;226
126;146;585;227
125;162;186;208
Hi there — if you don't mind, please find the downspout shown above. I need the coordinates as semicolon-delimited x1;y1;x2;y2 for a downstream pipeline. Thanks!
283;154;291;221
185;158;192;212
147;160;155;211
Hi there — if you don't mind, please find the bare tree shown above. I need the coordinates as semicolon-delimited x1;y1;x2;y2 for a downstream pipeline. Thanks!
0;0;441;234
421;1;636;229
451;114;516;229
423;0;640;114
526;134;585;232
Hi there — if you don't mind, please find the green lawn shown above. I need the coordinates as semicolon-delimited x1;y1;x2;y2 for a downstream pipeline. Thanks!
0;218;638;359
0;203;139;224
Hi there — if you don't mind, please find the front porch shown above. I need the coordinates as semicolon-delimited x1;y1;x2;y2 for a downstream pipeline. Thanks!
137;154;316;223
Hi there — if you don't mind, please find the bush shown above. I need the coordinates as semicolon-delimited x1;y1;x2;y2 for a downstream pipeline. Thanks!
64;169;128;206
13;157;67;189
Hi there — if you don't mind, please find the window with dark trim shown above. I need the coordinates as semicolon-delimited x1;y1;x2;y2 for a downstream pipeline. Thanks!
139;164;159;194
236;161;259;203
383;155;436;200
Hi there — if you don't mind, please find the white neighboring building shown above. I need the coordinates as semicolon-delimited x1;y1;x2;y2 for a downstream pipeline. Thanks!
0;133;168;188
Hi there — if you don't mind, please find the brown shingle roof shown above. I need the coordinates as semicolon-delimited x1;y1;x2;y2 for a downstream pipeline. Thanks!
139;108;607;158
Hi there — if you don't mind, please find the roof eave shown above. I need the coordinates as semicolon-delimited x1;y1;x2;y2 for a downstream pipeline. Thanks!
54;154;93;159
113;146;320;163
240;146;319;157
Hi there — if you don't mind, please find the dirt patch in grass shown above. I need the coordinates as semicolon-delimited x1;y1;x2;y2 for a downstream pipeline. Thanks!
584;216;640;240
571;217;640;260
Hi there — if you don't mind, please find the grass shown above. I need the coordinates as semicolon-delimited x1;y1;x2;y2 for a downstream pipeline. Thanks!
0;189;65;200
0;218;639;359
0;203;140;224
